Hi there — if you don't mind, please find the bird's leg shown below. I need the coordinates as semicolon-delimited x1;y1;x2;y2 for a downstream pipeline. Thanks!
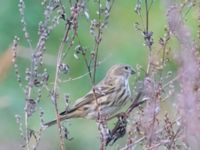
106;114;128;146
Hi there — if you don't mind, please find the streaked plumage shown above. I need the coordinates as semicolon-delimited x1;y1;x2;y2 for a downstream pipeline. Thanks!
45;64;135;127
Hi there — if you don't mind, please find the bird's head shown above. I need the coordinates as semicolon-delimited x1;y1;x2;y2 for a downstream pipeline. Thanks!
106;64;135;79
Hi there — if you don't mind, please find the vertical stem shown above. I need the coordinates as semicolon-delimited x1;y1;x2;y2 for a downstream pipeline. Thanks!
145;0;152;75
89;1;107;149
198;2;200;42
52;23;71;150
159;37;168;79
24;38;35;150
25;112;29;150
145;0;149;33
92;0;101;85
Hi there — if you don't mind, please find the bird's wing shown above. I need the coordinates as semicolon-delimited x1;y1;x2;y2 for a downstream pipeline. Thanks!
60;84;116;115
74;85;116;108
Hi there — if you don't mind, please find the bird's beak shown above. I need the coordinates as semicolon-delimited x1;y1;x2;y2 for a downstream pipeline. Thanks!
131;68;136;75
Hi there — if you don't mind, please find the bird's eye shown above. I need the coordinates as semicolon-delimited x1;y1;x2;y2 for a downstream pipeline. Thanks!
124;66;129;70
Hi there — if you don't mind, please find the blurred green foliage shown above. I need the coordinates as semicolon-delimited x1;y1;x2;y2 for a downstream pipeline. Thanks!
0;0;198;149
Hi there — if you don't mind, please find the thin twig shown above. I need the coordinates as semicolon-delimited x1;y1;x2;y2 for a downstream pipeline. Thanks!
52;21;72;150
61;54;111;83
92;0;102;85
145;0;152;75
145;0;149;33
120;117;182;150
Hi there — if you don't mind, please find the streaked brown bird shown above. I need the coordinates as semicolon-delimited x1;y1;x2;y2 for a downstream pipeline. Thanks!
45;64;135;127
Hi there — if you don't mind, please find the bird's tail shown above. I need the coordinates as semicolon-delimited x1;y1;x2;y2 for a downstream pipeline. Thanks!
44;115;70;127
44;119;57;127
44;109;82;127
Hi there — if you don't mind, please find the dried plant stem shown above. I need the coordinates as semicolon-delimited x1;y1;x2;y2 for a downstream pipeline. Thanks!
163;75;179;89
146;49;152;75
121;117;181;150
52;23;71;150
145;0;149;33
24;43;35;150
24;113;29;150
145;0;152;75
198;1;200;41
92;0;101;84
93;1;108;149
76;0;106;148
148;99;157;147
159;34;169;79
61;55;111;83
121;136;145;150
77;36;106;150
18;0;33;149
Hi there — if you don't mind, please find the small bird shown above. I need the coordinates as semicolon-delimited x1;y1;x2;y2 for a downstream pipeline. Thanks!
45;64;135;127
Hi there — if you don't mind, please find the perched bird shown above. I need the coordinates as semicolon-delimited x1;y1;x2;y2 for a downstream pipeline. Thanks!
45;64;135;127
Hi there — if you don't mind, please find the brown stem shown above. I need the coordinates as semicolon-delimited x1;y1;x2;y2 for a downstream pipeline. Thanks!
52;22;71;150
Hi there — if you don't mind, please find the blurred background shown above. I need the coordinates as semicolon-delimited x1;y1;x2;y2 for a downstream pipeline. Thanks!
0;0;198;149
